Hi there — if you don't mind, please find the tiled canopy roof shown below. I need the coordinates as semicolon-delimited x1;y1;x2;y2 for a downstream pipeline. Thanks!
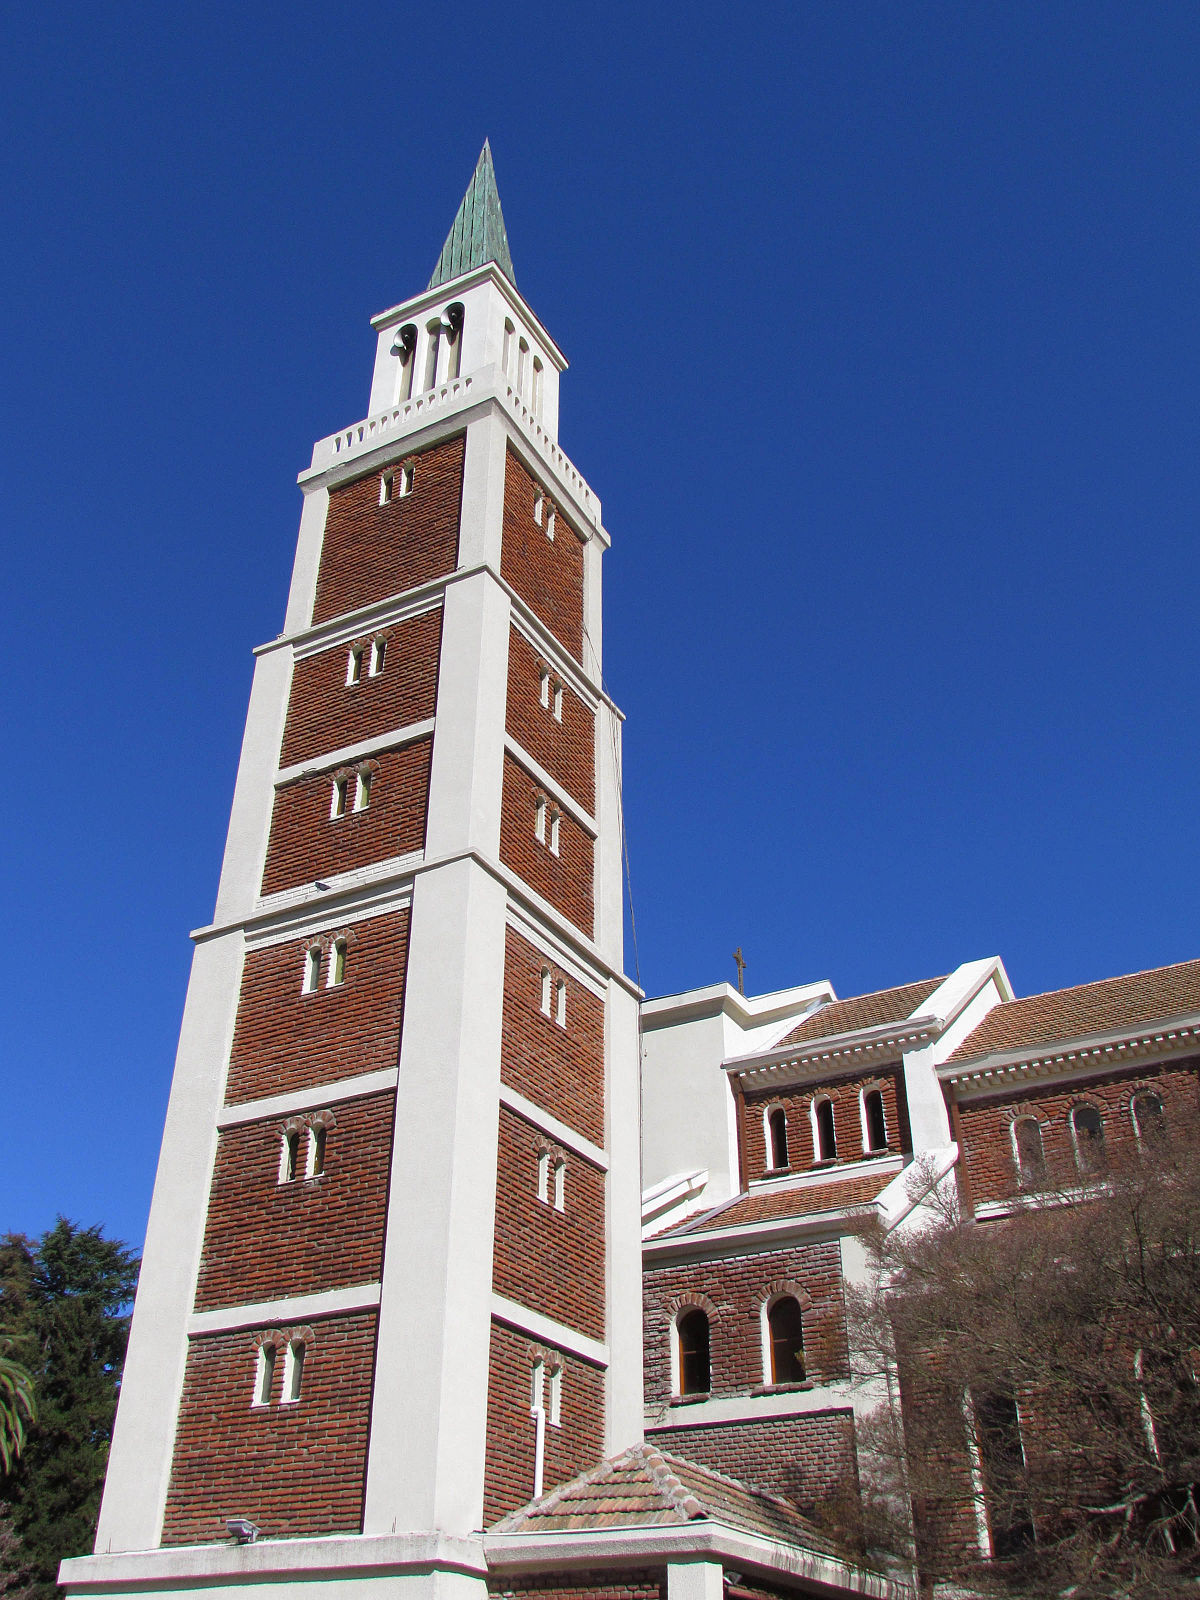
489;1442;841;1552
651;1173;894;1238
949;957;1200;1063
777;977;945;1047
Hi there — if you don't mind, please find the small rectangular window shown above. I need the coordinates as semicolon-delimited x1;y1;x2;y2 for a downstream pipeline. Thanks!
279;1129;300;1183
539;668;551;709
398;462;414;496
555;979;566;1029
540;967;552;1015
534;797;546;843
533;491;544;526
282;1341;305;1404
353;770;371;811
369;638;386;676
549;812;561;856
545;508;556;541
306;1123;326;1178
331;777;348;818
253;1344;276;1408
548;1365;562;1425
347;647;363;685
553;1158;566;1213
328;941;346;987
302;947;321;994
552;683;563;722
379;472;394;506
530;1357;545;1412
536;1150;550;1203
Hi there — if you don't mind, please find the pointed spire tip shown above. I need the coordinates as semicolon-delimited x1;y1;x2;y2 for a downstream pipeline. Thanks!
428;141;516;291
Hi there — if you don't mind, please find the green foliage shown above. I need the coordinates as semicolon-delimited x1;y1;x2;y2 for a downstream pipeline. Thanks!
0;1354;35;1474
0;1222;139;1600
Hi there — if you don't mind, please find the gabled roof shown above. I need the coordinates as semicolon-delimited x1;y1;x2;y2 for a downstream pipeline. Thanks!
777;978;944;1047
489;1443;841;1553
948;956;1200;1063
429;139;516;290
650;1171;896;1238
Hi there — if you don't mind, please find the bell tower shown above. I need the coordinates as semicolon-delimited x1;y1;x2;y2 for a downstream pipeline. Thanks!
67;143;643;1599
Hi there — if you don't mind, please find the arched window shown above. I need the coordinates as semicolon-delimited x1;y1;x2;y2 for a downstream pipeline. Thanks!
677;1309;711;1396
863;1089;888;1153
531;356;543;416
814;1097;837;1162
252;1342;276;1407
302;947;321;994
1132;1089;1165;1143
423;319;442;391
534;795;547;843
328;940;347;988
536;1148;550;1203
540;966;552;1015
306;1123;326;1179
282;1340;305;1404
517;337;529;397
502;319;515;376
1012;1117;1045;1187
767;1108;789;1171
1070;1104;1106;1173
353;769;371;811
555;978;567;1028
767;1297;806;1385
279;1128;300;1183
331;776;348;818
347;643;364;682
443;304;464;380
549;811;561;856
369;637;387;675
553;1156;566;1212
395;323;417;402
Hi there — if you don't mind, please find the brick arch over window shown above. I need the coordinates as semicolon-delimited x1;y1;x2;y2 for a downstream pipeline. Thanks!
757;1278;813;1314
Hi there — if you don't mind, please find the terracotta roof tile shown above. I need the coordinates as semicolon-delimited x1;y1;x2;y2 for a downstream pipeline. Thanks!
949;957;1200;1063
652;1172;892;1236
489;1442;842;1555
778;978;945;1046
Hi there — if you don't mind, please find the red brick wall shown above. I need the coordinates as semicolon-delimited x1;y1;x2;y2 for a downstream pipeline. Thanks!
261;738;431;895
954;1057;1200;1207
647;1409;859;1520
500;755;593;936
194;1092;393;1310
162;1311;376;1543
643;1242;848;1404
739;1066;910;1183
500;448;584;662
501;928;605;1146
225;908;409;1104
483;1318;605;1525
311;435;464;624
505;627;594;812
492;1103;605;1342
488;1575;665;1600
279;608;442;768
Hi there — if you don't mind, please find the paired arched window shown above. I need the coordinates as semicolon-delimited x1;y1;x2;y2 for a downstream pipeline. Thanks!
676;1308;711;1396
813;1097;837;1162
1131;1089;1165;1143
767;1297;806;1385
281;1339;305;1404
252;1334;309;1408
767;1107;789;1171
1012;1117;1045;1187
862;1089;887;1153
1070;1103;1106;1173
253;1342;276;1407
394;323;417;401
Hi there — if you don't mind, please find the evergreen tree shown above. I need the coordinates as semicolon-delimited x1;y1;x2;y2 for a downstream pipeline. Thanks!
0;1223;139;1600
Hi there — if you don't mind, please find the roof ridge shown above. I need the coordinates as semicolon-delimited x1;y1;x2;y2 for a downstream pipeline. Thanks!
488;1448;628;1530
832;974;945;1007
990;955;1200;1010
641;1446;705;1520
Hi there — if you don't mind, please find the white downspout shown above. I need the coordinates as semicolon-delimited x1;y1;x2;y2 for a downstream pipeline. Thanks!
531;1404;546;1500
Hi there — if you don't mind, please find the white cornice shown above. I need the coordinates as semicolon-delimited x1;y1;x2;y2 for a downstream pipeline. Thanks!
505;737;597;837
216;1069;399;1129
644;1205;866;1261
490;1294;608;1368
275;720;435;788
188;1281;381;1336
939;1009;1200;1097
725;1016;944;1090
498;1083;607;1170
641;980;835;1032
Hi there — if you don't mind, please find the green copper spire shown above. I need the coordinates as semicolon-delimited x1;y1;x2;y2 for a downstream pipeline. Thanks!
428;140;516;290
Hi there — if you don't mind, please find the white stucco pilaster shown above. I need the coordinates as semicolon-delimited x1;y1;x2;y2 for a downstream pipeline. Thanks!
900;1041;952;1148
582;536;603;688
592;701;625;971
604;978;645;1453
284;485;330;635
212;645;292;927
457;414;507;571
94;929;245;1552
363;856;507;1536
667;1560;724;1600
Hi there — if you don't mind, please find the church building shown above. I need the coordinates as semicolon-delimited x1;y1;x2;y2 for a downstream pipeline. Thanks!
60;146;1200;1600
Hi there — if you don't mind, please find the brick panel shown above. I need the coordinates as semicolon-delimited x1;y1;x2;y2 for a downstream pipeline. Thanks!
194;1092;393;1310
311;435;464;624
740;1066;910;1183
505;627;594;812
484;1319;604;1525
261;738;431;896
955;1057;1200;1208
488;1576;665;1600
501;927;605;1146
500;448;584;662
493;1103;605;1341
643;1243;848;1405
162;1311;375;1543
226;908;409;1104
279;608;442;768
500;754;593;936
647;1410;858;1520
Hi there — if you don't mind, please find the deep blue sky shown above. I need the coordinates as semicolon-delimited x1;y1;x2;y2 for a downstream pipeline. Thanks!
4;3;1198;1248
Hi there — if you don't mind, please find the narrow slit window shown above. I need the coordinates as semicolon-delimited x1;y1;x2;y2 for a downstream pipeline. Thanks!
553;1157;566;1213
548;1364;562;1425
1013;1117;1045;1187
423;322;441;391
1132;1089;1165;1143
502;319;515;376
1071;1104;1106;1173
369;637;387;676
536;1149;550;1204
531;356;543;417
302;946;321;994
353;769;371;811
379;471;394;506
549;812;561;856
253;1344;276;1408
517;338;529;396
539;667;551;708
768;1108;789;1170
864;1090;888;1152
279;1129;300;1184
768;1297;806;1384
545;507;556;541
815;1097;837;1162
347;646;364;684
306;1123;327;1179
971;1389;1035;1557
540;967;552;1015
552;683;563;720
331;777;348;818
533;490;544;526
282;1341;305;1404
328;940;346;987
534;797;546;843
444;304;463;380
530;1356;545;1412
677;1309;711;1396
397;462;414;497
555;979;566;1028
396;324;417;401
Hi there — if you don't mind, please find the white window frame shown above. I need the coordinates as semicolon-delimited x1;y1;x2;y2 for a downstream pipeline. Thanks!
302;946;321;994
533;489;544;526
397;462;414;497
539;667;551;708
1069;1102;1105;1172
553;1157;566;1213
1010;1115;1045;1186
811;1095;837;1162
353;769;371;812
331;776;348;818
548;1363;562;1425
859;1086;888;1154
552;682;563;720
279;1128;300;1184
379;472;394;506
540;966;552;1015
369;637;386;676
555;978;567;1028
759;1292;807;1386
545;507;556;541
534;796;546;843
281;1340;305;1405
536;1150;550;1204
328;940;346;988
252;1343;276;1408
549;811;561;856
1131;1089;1164;1144
764;1104;789;1171
530;1355;545;1412
305;1122;326;1179
347;646;364;685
